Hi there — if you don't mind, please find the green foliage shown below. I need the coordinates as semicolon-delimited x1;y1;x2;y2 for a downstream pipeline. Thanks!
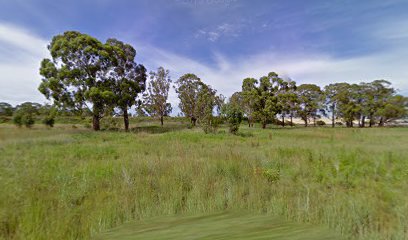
39;31;132;131
12;102;40;128
105;38;147;131
316;120;326;126
143;67;172;125
296;84;323;127
174;73;204;125
42;116;55;127
0;102;14;116
226;104;243;134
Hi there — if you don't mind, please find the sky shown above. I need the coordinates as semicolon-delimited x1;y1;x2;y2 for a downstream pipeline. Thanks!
1;0;408;112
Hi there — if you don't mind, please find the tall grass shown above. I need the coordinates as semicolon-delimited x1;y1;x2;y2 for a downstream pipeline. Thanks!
0;124;407;239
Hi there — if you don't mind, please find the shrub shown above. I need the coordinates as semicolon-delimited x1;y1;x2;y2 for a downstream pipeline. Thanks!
316;120;326;126
13;113;23;127
43;116;55;128
226;106;243;134
335;122;343;126
201;116;219;134
23;114;35;128
13;111;35;128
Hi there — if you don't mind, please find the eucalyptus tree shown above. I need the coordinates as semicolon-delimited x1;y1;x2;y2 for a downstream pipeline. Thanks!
377;95;408;125
105;38;147;131
174;73;205;126
277;79;297;127
195;84;218;133
143;67;172;126
296;84;323;127
323;83;349;128
39;31;115;131
241;78;258;127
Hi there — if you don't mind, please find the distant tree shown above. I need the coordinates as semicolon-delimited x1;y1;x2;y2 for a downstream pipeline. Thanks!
39;31;115;131
0;102;14;116
225;96;244;134
195;84;218;133
174;73;205;126
296;84;323;127
241;78;258;127
377;95;407;125
143;67;172;126
40;104;57;128
365;80;395;127
323;83;349;128
277;79;297;127
105;38;147;131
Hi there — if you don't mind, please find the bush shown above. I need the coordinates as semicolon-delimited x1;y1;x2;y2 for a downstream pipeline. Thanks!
13;114;23;127
43;116;55;128
316;120;326;126
226;106;243;134
201;116;219;134
13;111;35;128
335;122;343;126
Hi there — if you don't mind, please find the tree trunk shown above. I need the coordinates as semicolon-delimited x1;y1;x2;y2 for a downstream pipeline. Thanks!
123;108;129;132
379;117;384;127
361;116;366;128
248;118;251;127
304;118;308;127
313;117;316;127
369;114;373;127
290;115;293;127
191;117;196;126
262;121;266;129
282;115;285;127
331;104;335;128
160;115;164;126
92;114;100;131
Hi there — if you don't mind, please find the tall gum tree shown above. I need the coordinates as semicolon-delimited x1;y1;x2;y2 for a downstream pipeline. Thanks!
105;38;147;131
39;31;114;131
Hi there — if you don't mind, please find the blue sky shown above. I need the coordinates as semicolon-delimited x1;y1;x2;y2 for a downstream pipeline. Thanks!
1;0;408;109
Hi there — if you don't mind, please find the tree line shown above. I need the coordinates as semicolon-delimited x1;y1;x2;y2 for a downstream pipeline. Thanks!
230;73;407;129
1;31;407;133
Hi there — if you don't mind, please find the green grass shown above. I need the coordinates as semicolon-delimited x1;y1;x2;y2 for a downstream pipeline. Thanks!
94;212;342;240
1;122;408;239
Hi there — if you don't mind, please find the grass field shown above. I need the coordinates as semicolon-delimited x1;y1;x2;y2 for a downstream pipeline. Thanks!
1;122;408;239
95;212;342;239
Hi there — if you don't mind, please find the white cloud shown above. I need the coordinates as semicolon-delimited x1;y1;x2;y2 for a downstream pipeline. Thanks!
0;22;48;105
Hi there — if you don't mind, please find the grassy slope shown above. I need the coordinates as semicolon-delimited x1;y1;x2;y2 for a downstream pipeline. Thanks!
0;124;407;239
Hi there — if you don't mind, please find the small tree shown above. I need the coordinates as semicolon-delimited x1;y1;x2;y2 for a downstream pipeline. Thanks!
143;67;172;126
226;104;243;134
195;84;218;133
